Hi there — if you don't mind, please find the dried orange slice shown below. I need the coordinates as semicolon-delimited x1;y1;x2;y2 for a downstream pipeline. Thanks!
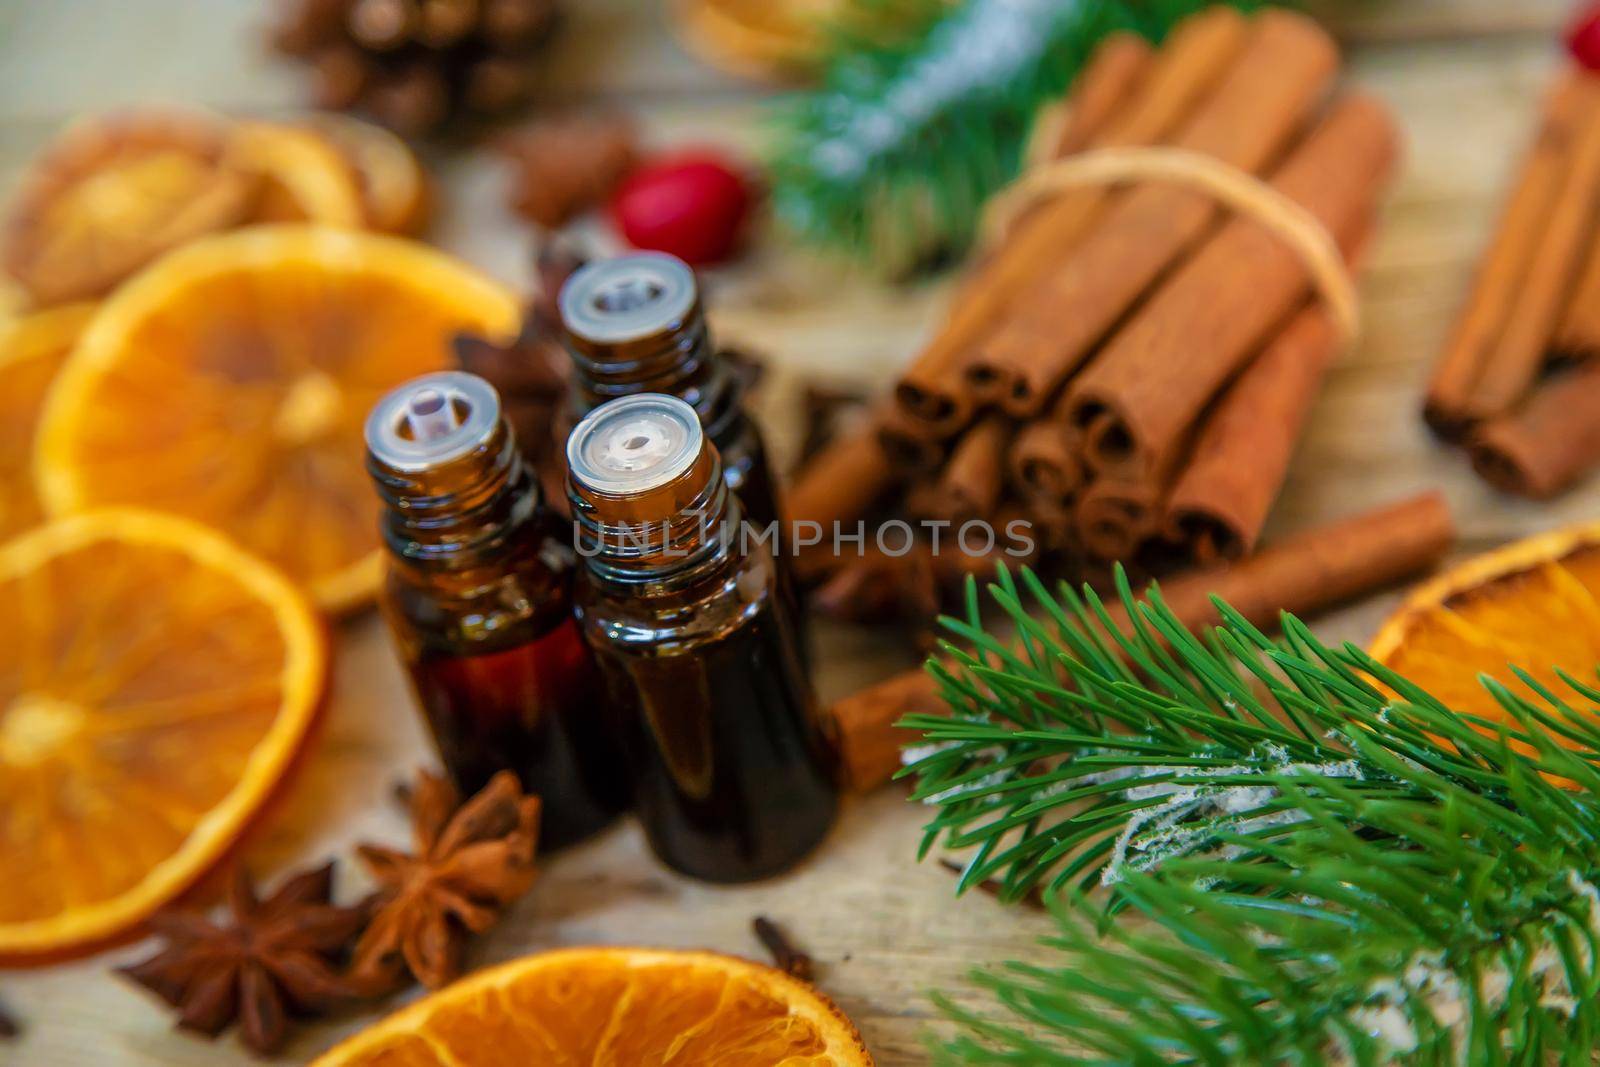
2;111;255;306
35;225;521;612
0;508;326;957
0;302;97;541
1370;523;1600;735
673;0;843;80
304;114;432;234
312;947;875;1066
231;121;365;227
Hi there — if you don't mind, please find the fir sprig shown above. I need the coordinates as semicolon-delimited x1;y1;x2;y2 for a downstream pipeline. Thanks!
904;566;1600;1062
765;0;1269;275
904;567;1600;902
935;790;1600;1063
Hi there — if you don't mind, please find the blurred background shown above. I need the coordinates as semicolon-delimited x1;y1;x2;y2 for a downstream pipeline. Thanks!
3;1;1600;1063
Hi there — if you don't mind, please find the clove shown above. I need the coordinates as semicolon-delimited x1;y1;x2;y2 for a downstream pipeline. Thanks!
938;858;1045;908
752;916;815;981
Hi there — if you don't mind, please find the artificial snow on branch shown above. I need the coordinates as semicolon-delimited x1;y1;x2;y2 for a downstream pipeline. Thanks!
765;0;1269;275
905;565;1600;1062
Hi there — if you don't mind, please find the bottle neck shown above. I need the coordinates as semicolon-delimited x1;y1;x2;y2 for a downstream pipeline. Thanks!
569;443;740;591
369;421;540;569
565;302;738;438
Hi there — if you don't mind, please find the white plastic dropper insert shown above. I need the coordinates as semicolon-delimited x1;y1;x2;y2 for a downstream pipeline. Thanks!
559;252;697;344
364;371;502;472
566;393;703;497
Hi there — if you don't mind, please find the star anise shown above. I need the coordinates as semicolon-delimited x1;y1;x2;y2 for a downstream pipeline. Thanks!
117;863;366;1056
348;770;541;994
498;111;637;229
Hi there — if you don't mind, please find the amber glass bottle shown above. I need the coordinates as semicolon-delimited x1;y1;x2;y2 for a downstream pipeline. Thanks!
366;371;628;850
558;252;782;532
567;393;837;882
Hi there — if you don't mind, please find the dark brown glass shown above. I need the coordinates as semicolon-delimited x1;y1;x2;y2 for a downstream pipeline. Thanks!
370;410;628;850
560;257;783;531
569;424;837;882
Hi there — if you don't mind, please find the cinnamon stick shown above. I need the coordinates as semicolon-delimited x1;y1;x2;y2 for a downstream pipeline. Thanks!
1022;497;1080;556
829;491;1454;792
1025;6;1246;244
786;421;896;532
1163;301;1342;563
877;406;947;475
1075;478;1162;562
1426;70;1600;433
1161;220;1372;564
970;10;1340;419
927;416;1009;524
1009;404;1084;502
1554;230;1600;359
1469;361;1600;498
1028;33;1155;164
1458;76;1600;422
892;7;1248;434
1067;94;1397;481
788;420;898;582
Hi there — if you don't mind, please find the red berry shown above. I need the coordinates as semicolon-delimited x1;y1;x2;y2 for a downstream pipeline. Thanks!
608;151;754;266
1568;4;1600;70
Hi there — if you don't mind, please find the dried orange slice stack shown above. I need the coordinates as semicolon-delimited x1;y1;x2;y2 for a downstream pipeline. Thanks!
34;225;521;613
0;303;97;541
304;114;432;234
1;111;255;306
1;111;433;312
673;0;846;80
0;509;326;957
230;121;366;228
313;947;875;1066
1371;522;1600;736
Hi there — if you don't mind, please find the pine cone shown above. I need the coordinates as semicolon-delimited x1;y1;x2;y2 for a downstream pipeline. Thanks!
272;0;562;137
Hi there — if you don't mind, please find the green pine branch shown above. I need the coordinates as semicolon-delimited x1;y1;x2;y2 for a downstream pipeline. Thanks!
903;566;1600;1063
765;0;1273;276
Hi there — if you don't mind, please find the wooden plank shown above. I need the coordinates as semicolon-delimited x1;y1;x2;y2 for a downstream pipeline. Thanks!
2;4;1599;1066
1310;0;1570;43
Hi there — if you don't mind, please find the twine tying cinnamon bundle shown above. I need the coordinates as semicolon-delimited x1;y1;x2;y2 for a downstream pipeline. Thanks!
1425;66;1600;498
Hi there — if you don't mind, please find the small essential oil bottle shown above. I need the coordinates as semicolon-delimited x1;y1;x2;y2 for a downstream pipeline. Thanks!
558;252;783;532
566;393;838;882
365;371;628;850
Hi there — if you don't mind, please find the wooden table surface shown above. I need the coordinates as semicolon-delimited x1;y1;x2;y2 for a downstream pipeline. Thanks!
1;1;1595;1063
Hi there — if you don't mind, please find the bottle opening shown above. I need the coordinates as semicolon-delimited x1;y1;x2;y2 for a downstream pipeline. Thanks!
593;276;665;314
366;371;501;471
567;393;703;496
560;253;697;344
403;388;463;443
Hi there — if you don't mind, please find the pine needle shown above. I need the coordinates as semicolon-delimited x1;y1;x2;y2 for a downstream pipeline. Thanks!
765;0;1274;275
905;565;1600;1063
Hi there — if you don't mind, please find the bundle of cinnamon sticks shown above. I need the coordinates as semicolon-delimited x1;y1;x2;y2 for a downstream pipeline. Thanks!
1426;66;1600;498
789;7;1403;609
785;9;1462;791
